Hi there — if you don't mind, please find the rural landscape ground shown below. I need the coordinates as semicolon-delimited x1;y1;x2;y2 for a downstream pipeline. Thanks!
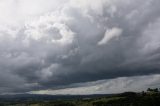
0;88;160;106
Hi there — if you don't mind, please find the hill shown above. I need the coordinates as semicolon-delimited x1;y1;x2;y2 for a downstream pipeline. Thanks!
0;88;160;106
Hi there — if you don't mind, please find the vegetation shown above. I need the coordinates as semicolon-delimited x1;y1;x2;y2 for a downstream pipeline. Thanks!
1;88;160;106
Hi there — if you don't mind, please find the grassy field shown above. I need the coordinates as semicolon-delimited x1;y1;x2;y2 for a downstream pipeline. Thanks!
1;88;160;106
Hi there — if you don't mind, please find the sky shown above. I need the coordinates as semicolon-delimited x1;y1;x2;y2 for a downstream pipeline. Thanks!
0;0;160;95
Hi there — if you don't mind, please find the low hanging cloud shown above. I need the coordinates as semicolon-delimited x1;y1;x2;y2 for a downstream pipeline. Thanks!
31;74;160;95
98;27;122;45
0;0;160;94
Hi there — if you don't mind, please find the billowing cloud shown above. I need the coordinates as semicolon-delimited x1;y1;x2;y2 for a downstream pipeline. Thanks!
0;0;160;94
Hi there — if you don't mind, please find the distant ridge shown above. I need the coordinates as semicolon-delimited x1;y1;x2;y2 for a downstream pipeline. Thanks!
0;93;114;102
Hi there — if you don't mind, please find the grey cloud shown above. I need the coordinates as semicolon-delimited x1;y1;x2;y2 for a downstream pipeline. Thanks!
0;0;160;94
31;74;160;95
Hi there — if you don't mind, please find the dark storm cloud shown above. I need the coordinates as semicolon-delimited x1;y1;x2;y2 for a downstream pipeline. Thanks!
31;74;160;95
0;0;160;93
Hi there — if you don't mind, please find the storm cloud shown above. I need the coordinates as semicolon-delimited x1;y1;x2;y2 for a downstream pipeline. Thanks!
0;0;160;94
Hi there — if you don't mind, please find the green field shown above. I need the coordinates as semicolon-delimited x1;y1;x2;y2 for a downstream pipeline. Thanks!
1;88;160;106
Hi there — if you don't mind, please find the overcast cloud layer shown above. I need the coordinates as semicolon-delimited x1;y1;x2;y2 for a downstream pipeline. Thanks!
31;74;160;95
0;0;160;94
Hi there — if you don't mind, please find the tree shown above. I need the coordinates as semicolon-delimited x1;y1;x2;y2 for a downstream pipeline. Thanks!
154;88;159;92
147;88;152;92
